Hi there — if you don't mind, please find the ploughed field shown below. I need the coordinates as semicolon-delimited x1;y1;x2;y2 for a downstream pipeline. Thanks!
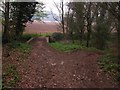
25;21;61;34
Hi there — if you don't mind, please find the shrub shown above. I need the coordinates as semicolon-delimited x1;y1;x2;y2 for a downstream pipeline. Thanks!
99;54;120;81
92;23;110;50
50;33;64;42
19;34;41;42
2;64;20;88
18;43;31;53
10;41;31;53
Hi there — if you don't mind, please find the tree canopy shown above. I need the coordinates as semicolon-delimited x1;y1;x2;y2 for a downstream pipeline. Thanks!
2;1;46;43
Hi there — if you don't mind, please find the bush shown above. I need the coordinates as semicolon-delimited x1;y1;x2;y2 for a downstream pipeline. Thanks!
50;33;64;42
92;23;110;50
10;41;31;53
18;43;31;53
19;34;42;42
99;54;120;81
2;64;20;88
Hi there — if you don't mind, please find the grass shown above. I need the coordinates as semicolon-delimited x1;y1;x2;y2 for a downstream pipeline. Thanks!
9;41;32;54
49;42;83;52
9;34;45;54
18;42;31;53
49;41;102;53
99;54;120;81
40;33;53;37
2;64;20;88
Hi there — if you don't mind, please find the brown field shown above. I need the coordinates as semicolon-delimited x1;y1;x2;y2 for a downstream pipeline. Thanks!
0;21;61;34
25;20;61;34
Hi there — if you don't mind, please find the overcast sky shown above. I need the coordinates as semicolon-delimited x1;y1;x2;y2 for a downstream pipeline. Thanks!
37;0;69;15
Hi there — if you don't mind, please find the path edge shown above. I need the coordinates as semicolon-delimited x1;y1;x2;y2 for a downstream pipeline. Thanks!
26;37;34;44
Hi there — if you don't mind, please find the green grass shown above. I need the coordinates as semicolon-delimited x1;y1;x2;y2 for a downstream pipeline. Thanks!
49;41;103;53
40;33;53;37
18;43;31;53
9;41;32;53
2;64;20;88
49;42;83;52
99;54;120;81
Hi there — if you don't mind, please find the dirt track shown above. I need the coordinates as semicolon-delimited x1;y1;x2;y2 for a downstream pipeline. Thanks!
16;37;119;88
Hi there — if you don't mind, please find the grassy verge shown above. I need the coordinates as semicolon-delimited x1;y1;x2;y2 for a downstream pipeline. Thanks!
2;65;20;88
10;41;32;53
18;43;31;53
40;33;53;37
3;40;32;88
49;41;102;53
49;42;83;52
99;54;120;81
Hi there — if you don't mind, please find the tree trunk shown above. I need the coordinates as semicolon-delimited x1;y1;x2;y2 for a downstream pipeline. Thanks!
117;2;120;64
3;2;10;43
86;3;92;47
117;21;120;64
61;0;65;35
86;22;92;47
80;29;84;43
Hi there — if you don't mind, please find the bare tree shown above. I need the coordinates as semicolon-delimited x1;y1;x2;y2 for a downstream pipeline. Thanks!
85;2;98;47
52;0;65;35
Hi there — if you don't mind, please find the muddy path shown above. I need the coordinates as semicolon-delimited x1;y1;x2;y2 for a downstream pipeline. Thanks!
17;37;119;88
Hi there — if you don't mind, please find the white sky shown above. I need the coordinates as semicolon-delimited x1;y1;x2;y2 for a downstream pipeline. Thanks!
37;0;69;15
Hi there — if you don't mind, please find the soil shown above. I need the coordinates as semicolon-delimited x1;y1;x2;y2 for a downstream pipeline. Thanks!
25;21;60;34
13;37;119;88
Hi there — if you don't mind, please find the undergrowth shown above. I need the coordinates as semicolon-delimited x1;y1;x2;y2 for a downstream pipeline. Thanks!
49;42;82;52
2;64;20;88
10;41;31;53
49;41;101;52
99;54;120;81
